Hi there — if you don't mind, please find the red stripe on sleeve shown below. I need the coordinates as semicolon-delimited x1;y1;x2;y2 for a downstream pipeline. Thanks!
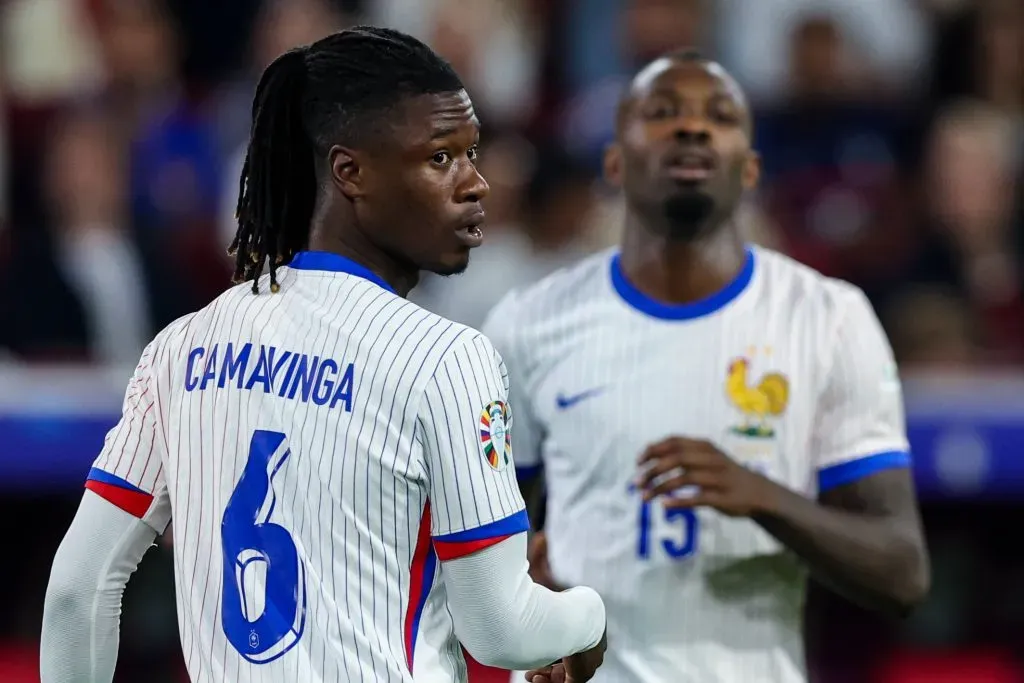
85;480;153;519
432;533;513;561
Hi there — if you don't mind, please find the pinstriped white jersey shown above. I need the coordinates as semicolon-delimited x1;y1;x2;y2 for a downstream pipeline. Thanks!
85;251;528;683
483;245;910;683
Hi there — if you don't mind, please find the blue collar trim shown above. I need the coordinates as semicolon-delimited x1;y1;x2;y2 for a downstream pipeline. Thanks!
288;251;395;293
610;247;755;320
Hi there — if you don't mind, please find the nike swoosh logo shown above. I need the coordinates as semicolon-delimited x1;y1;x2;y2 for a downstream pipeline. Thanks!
556;388;604;410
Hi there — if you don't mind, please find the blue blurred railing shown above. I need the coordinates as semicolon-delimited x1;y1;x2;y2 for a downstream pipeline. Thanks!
1;365;1022;498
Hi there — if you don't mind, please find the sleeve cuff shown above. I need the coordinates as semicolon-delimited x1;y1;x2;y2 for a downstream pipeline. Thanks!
432;509;530;561
817;450;912;492
85;467;154;519
515;464;542;481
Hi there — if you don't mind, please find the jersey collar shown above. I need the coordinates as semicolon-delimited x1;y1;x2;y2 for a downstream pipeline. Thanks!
609;246;756;320
288;251;396;294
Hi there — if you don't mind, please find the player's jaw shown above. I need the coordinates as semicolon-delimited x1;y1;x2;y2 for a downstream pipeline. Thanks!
421;205;486;276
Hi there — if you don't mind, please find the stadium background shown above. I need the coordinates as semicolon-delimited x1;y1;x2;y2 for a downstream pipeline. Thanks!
1;0;1023;680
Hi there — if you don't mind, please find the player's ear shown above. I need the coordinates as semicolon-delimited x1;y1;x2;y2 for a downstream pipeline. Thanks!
603;142;623;188
742;151;761;191
328;145;365;199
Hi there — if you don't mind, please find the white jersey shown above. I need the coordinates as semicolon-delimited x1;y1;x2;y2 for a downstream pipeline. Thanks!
483;245;910;683
84;251;528;683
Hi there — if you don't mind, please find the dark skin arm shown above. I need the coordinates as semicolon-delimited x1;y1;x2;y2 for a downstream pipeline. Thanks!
637;438;931;617
519;471;563;591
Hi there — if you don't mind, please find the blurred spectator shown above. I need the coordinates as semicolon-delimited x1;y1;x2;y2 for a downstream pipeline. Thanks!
0;0;104;105
561;0;707;167
716;0;931;104
901;100;1024;362
974;0;1024;120
1;112;150;364
757;14;917;302
368;0;541;128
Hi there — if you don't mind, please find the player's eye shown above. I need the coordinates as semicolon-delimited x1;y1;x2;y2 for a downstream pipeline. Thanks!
643;102;677;120
431;151;453;166
467;145;480;162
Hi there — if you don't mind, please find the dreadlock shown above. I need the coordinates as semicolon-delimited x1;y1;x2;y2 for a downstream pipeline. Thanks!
230;26;465;294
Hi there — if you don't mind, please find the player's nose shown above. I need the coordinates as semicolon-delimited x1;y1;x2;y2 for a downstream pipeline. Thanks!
455;162;489;204
673;121;711;145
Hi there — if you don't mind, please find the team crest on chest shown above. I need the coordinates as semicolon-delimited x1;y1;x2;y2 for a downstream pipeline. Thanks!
725;349;789;439
479;400;512;471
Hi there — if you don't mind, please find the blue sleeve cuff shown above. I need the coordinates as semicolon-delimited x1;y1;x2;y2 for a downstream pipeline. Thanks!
515;464;542;481
817;450;912;492
432;509;530;543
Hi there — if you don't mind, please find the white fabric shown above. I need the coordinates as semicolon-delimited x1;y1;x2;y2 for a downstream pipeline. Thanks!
483;245;910;683
443;532;605;670
79;261;592;682
40;491;157;683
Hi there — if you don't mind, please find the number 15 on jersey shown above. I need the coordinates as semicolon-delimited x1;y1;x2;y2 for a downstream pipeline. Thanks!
629;484;699;561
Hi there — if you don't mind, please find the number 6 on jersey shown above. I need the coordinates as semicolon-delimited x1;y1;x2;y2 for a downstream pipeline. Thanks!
221;430;307;663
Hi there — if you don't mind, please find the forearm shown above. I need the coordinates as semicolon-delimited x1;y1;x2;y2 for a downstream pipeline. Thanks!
41;491;157;682
443;533;605;670
753;481;928;616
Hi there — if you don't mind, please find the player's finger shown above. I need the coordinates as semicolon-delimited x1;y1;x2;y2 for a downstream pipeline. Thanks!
638;443;720;468
635;457;683;488
642;471;720;500
636;452;720;489
663;490;719;510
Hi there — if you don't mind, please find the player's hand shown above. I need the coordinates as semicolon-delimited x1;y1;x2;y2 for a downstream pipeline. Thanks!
636;437;778;517
527;531;565;591
525;627;607;683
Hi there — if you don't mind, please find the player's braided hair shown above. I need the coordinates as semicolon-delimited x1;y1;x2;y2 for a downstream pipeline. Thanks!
229;26;464;294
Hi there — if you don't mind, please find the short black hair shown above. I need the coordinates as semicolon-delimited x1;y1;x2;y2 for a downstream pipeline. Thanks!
230;26;465;293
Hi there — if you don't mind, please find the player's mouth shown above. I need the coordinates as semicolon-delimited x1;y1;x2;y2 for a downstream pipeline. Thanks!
456;210;485;248
664;148;717;182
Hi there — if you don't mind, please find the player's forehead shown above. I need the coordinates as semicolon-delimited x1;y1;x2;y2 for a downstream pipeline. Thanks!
391;90;480;148
628;57;747;110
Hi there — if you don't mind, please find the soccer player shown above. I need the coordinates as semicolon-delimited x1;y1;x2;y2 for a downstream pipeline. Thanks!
484;51;930;683
39;27;607;683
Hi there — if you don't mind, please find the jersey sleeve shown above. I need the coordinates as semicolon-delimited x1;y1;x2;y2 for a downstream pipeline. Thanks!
418;334;529;561
481;292;544;481
812;290;912;493
85;341;172;533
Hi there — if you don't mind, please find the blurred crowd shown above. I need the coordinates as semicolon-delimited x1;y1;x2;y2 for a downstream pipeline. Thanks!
0;0;1022;370
1;1;1024;681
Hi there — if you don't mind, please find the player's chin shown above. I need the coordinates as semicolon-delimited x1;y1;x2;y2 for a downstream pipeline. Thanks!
425;249;472;277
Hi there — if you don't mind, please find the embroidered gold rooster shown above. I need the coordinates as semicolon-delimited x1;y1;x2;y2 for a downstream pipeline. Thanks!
725;358;789;438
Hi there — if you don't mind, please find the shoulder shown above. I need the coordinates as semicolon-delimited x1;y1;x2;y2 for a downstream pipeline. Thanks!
753;246;875;334
142;279;267;369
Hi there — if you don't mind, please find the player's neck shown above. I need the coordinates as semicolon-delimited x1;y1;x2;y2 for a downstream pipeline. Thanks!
307;217;419;297
618;216;747;306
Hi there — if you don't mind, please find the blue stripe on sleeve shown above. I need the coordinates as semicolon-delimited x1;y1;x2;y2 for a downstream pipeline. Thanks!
86;467;147;494
433;509;530;543
817;450;912;492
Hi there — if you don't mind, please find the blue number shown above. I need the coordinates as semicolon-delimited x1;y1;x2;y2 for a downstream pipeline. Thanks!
631;485;699;561
221;430;306;663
